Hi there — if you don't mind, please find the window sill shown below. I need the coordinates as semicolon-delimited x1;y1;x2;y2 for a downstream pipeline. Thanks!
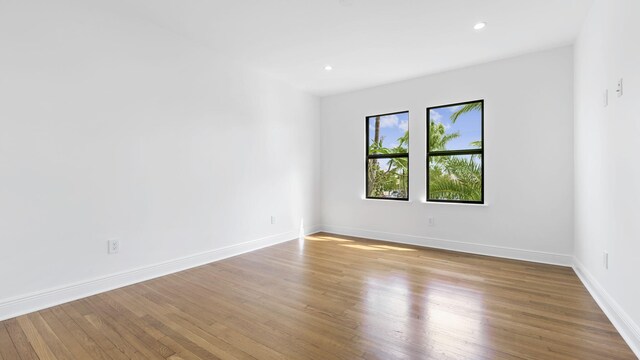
423;201;488;207
363;198;413;203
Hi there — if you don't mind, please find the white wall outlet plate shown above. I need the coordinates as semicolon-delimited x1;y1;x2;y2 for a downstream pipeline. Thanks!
271;216;276;225
428;217;435;226
616;78;623;97
108;239;120;254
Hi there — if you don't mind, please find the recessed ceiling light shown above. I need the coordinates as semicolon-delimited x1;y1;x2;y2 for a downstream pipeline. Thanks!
474;22;486;30
324;65;333;71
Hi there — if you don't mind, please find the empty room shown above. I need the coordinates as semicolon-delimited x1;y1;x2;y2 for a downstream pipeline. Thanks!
1;0;639;359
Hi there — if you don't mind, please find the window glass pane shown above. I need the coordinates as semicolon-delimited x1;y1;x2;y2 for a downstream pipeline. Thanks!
368;112;409;155
429;102;481;151
428;154;482;202
367;158;408;199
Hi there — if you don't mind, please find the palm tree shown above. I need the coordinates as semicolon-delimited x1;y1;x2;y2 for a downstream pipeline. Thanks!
367;116;382;194
450;102;482;123
429;119;459;151
389;131;409;196
367;129;409;197
429;156;482;200
428;103;482;201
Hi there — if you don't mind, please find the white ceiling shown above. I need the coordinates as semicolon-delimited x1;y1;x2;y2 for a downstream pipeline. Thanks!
120;0;593;96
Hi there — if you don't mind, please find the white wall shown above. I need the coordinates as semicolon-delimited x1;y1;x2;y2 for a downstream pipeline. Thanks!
320;47;574;264
573;0;640;354
0;0;320;316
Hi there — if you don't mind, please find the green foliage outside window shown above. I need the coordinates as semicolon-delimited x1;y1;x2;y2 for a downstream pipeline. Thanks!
366;112;409;199
428;101;483;203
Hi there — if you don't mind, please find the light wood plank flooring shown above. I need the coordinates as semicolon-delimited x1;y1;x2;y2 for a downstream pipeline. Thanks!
0;232;635;359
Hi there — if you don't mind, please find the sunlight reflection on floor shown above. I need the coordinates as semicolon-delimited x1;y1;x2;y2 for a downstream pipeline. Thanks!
424;280;486;354
306;234;416;252
305;235;354;242
361;276;485;356
307;234;485;353
340;244;387;251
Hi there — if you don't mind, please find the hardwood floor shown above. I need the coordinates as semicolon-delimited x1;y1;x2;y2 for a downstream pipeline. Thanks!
0;232;635;360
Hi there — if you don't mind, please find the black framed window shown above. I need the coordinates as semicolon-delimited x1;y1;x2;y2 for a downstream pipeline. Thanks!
427;100;483;203
366;111;409;200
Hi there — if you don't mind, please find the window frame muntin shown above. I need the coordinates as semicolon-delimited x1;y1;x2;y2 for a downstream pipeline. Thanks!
365;110;410;201
426;99;484;204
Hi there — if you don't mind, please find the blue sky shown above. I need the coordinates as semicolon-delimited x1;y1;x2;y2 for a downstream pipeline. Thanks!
429;105;481;150
368;112;409;151
367;106;481;152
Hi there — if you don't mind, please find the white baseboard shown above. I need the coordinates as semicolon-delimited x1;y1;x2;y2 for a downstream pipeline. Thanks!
0;229;309;322
573;258;640;358
319;224;573;266
304;224;322;236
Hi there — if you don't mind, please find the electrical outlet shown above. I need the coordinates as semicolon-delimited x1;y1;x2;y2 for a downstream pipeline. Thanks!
604;89;609;107
616;78;623;97
428;217;435;227
603;251;609;269
108;239;120;254
271;216;276;225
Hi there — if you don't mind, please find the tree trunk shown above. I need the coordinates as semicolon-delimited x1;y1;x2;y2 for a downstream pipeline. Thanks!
368;116;381;197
